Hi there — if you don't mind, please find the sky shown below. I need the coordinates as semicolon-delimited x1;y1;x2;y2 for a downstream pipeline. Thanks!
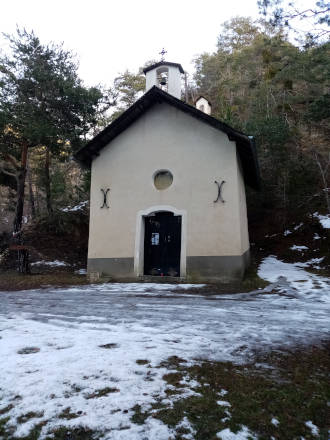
0;0;261;87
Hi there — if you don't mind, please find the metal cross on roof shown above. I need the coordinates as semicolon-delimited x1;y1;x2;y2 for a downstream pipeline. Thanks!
159;48;167;61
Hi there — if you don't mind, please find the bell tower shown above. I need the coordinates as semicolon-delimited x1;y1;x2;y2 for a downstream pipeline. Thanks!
143;60;184;99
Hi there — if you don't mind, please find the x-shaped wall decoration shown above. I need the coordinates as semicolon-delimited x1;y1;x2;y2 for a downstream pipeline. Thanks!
214;180;226;203
100;188;110;208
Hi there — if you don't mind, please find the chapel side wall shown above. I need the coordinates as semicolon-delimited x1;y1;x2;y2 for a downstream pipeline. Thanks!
237;154;250;265
87;103;248;280
238;157;250;255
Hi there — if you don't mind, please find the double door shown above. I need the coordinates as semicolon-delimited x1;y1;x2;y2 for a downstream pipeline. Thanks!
144;212;181;277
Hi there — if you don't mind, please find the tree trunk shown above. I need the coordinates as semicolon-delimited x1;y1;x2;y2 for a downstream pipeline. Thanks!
27;160;36;219
13;142;30;274
13;142;28;235
45;148;53;215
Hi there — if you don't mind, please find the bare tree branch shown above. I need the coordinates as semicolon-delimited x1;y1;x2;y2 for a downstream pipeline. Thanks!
3;153;20;170
0;164;18;181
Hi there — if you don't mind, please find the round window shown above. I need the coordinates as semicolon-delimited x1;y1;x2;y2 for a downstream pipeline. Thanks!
154;170;173;190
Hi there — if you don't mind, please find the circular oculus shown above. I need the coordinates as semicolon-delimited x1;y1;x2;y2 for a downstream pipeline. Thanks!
153;170;173;190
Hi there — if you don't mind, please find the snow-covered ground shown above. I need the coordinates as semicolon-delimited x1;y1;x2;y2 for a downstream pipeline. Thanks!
314;212;330;229
258;255;330;294
30;260;69;267
60;200;88;212
0;257;329;439
290;244;308;251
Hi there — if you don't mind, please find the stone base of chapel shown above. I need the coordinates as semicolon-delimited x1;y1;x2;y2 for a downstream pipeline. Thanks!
87;249;250;283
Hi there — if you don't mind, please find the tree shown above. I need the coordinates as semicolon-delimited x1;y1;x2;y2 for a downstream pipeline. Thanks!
217;17;260;52
105;60;156;125
194;18;329;218
0;28;114;232
114;70;145;111
258;0;330;43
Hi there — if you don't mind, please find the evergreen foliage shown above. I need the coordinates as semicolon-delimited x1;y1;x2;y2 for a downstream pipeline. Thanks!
0;29;113;230
194;18;330;216
258;0;330;43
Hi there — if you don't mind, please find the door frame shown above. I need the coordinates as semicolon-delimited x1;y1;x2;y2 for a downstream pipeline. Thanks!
134;205;187;278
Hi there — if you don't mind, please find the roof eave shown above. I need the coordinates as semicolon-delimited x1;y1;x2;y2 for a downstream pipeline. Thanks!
143;61;184;74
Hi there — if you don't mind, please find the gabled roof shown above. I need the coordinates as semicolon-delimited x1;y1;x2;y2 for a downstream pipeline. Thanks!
74;86;260;190
195;95;212;107
143;61;184;74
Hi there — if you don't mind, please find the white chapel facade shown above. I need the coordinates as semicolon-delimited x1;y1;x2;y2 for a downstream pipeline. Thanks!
75;61;260;282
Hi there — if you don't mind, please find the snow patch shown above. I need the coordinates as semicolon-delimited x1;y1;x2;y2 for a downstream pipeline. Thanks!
290;245;308;251
173;417;196;439
258;255;330;295
89;282;206;295
271;417;279;426
74;268;87;275
217;426;256;439
31;260;69;267
294;257;324;270
217;400;231;407
61;201;88;213
314;212;330;229
305;420;319;436
218;389;228;396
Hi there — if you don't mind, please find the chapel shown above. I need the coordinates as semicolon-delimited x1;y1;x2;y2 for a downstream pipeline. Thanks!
75;60;260;281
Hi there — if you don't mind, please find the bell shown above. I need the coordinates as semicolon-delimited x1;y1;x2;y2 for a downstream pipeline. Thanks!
160;77;167;86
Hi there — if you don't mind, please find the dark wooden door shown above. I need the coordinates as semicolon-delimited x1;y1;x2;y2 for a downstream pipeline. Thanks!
144;212;181;277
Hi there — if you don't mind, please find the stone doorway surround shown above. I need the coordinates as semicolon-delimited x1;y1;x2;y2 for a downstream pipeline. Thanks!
134;205;187;278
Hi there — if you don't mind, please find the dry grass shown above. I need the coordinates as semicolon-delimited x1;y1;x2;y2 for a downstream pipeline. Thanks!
132;344;330;440
0;271;88;292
